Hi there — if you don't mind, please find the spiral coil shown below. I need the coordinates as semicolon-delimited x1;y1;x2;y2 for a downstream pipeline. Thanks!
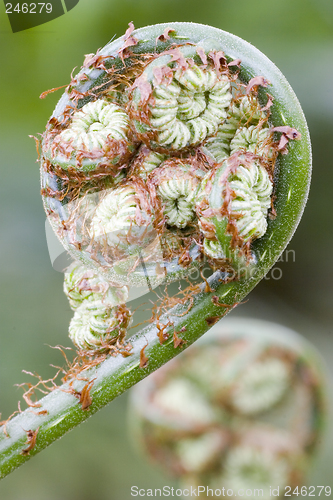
203;238;225;259
68;302;131;351
230;125;273;157
64;262;128;310
152;163;202;229
90;184;156;257
38;27;303;353
46;100;132;172
196;157;273;258
130;146;167;180
204;95;268;163
132;62;232;151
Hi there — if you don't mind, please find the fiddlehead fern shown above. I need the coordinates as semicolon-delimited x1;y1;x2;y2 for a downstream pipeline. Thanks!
39;27;301;289
230;125;274;157
130;51;232;151
204;94;268;162
128;318;325;495
64;261;128;310
68;301;132;352
64;262;131;352
43;99;136;173
90;182;156;258
148;159;204;229
196;154;273;263
0;22;311;478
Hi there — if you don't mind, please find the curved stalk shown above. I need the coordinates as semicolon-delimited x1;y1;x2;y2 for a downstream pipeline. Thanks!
0;22;311;478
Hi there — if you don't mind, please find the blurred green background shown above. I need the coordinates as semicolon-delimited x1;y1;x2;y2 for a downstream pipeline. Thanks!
0;0;332;498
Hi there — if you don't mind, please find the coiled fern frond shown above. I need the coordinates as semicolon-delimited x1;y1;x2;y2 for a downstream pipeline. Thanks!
0;23;311;479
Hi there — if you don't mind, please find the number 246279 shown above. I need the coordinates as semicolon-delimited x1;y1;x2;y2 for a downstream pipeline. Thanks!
5;3;53;13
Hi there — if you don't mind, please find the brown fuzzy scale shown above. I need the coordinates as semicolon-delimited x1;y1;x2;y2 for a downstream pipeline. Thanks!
205;255;240;276
41;156;130;207
1;330;134;428
1;370;65;436
129;118;161;151
205;315;222;326
231;91;272;131
148;282;199;329
87;236;131;269
128;144;155;177
173;329;187;348
208;50;229;76
20;428;39;456
156;27;177;44
61;336;133;385
82;51;113;71
156;321;172;344
139;340;149;368
178;246;193;268
0;403;23;438
40;52;158;185
152;65;174;87
129;177;156;226
269;193;278;220
78;379;95;411
134;177;165;234
98;54;157;102
246;75;270;95
156;232;198;266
